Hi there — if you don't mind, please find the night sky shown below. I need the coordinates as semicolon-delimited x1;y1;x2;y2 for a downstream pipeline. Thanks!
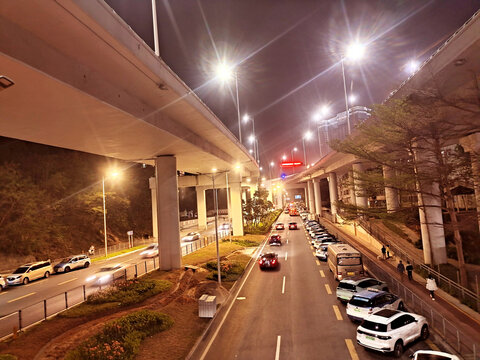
106;0;480;176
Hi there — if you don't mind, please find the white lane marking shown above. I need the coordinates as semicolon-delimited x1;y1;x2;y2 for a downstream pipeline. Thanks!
275;335;281;360
282;276;286;294
286;239;288;244
8;292;36;303
57;277;78;286
285;252;288;261
199;228;274;360
25;280;46;287
236;296;246;300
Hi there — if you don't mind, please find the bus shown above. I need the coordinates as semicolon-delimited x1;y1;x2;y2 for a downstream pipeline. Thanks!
327;243;364;280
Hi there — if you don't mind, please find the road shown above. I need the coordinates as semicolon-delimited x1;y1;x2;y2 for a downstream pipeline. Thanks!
193;213;436;360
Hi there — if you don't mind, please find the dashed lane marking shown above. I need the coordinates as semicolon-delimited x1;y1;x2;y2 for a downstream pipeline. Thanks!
315;259;321;266
319;270;325;277
275;335;281;360
345;339;359;360
426;339;440;352
236;296;246;300
57;277;78;286
333;305;343;320
285;252;288;261
325;284;332;295
8;292;36;303
282;276;286;294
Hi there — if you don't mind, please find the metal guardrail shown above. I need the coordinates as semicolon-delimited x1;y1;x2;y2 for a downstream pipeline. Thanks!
0;231;231;341
320;217;479;360
357;218;480;311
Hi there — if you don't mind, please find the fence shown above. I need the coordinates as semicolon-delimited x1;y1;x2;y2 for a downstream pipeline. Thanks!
321;219;480;360
357;218;480;312
0;230;231;341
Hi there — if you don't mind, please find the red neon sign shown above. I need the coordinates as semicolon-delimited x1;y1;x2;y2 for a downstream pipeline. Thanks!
281;161;303;168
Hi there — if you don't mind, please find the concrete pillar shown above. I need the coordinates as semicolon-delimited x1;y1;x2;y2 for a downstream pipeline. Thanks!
348;170;356;206
154;156;181;270
414;146;447;265
308;180;315;213
328;172;339;220
225;173;232;223
352;163;368;208
383;165;400;212
148;177;158;239
230;173;244;236
460;133;480;233
196;186;207;230
313;179;323;216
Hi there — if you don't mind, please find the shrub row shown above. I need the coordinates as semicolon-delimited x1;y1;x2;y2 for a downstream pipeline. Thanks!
245;209;282;234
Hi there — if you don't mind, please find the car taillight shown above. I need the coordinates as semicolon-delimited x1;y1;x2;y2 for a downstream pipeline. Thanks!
368;308;373;314
338;272;342;275
259;260;263;265
272;260;276;264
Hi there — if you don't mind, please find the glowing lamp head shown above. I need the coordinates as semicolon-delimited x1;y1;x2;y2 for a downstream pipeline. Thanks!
249;134;255;143
346;42;366;62
282;155;287;161
304;131;313;140
349;94;357;104
270;161;274;167
243;114;251;122
406;60;420;74
215;62;234;82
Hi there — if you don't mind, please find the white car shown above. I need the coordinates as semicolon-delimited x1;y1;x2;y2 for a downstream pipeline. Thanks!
0;275;6;292
218;223;232;232
140;243;158;258
357;309;429;357
411;350;460;360
86;264;125;286
347;289;404;322
182;232;200;242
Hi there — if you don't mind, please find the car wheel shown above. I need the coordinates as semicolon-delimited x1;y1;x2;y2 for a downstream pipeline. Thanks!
397;302;405;311
84;262;90;268
420;325;429;340
65;267;70;273
382;287;389;292
393;341;403;358
23;277;29;285
44;271;50;278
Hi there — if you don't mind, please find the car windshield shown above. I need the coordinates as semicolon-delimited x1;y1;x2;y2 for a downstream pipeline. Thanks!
415;355;453;360
13;266;29;274
361;320;387;332
338;282;356;291
146;244;157;250
187;232;196;236
262;254;276;260
350;296;373;307
338;257;362;266
99;266;119;272
60;258;72;263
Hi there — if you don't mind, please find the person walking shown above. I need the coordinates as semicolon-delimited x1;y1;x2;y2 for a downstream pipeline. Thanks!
397;260;405;280
386;245;391;259
426;275;438;300
381;245;386;260
406;261;414;281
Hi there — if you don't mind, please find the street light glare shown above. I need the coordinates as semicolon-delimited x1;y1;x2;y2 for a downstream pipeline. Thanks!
243;114;250;122
406;60;420;74
249;149;254;154
212;168;217;173
346;42;366;62
349;94;357;104
282;155;287;160
270;161;274;166
293;147;298;152
304;130;313;140
321;105;330;116
249;134;255;143
215;61;234;81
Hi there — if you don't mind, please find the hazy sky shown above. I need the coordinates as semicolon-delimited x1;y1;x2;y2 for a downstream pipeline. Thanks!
106;0;480;174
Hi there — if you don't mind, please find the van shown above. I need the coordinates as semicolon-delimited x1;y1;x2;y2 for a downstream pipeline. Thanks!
327;243;364;280
6;260;54;285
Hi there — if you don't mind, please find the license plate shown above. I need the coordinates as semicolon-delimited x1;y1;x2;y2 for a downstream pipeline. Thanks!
354;308;361;312
347;272;355;276
366;335;375;341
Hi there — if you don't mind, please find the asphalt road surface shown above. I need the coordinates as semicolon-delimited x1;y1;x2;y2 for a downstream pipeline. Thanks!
193;213;435;360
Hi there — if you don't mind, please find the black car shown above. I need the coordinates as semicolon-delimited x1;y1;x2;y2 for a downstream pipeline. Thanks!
269;234;282;246
258;253;279;269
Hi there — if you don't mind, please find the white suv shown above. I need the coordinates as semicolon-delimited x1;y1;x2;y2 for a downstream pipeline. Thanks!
411;350;460;360
357;309;429;357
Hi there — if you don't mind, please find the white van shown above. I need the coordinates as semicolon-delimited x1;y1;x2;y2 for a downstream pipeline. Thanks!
327;243;364;280
6;260;54;285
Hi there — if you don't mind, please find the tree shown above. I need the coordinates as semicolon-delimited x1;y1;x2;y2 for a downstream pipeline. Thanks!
242;187;273;225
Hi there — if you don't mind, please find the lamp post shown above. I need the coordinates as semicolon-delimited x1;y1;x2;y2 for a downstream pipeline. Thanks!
211;169;222;285
216;62;242;143
244;114;257;162
313;105;330;160
303;131;312;167
102;171;119;257
269;161;274;179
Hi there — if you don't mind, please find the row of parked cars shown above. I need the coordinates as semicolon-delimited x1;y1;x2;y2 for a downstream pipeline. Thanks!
300;215;459;359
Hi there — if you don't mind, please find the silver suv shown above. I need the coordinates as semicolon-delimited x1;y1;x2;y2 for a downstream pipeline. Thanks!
336;276;389;303
7;260;54;285
54;255;91;273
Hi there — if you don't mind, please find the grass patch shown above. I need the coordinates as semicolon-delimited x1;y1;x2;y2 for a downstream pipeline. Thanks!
60;302;120;318
382;220;408;238
0;355;17;360
92;245;147;262
65;309;173;360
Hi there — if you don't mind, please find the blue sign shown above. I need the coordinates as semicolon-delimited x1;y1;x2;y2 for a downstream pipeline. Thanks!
281;173;286;179
295;195;301;199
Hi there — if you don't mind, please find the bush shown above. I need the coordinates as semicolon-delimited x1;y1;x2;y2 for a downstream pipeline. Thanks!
245;210;282;234
0;355;17;360
87;279;171;306
65;310;173;360
60;302;120;318
204;260;245;282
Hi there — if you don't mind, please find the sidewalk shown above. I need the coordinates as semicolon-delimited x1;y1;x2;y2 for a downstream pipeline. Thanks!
320;216;480;358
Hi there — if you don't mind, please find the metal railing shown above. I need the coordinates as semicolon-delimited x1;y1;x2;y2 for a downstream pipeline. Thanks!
357;218;480;311
320;218;479;360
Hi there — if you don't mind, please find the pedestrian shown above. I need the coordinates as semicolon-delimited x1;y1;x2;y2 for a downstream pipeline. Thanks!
426;275;438;300
406;261;413;281
397;260;405;280
88;244;95;256
386;244;391;259
381;245;386;260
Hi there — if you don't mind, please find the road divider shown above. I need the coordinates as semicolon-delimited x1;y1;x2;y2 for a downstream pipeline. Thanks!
344;339;359;360
333;305;343;320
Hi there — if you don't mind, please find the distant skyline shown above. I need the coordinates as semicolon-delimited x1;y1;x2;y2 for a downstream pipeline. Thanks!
106;0;480;175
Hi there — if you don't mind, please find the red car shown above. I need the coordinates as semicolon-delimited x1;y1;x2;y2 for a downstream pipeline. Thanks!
289;222;298;230
275;223;285;230
269;234;282;246
258;253;279;270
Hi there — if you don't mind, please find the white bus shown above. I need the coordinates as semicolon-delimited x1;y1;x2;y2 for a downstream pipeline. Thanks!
327;243;364;280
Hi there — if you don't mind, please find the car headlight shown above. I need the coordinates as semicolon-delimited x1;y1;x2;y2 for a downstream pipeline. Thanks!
140;251;148;255
98;275;111;284
86;275;96;282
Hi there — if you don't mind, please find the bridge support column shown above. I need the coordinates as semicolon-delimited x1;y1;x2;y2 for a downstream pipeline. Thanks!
328;172;339;222
154;156;181;270
352;163;368;208
383;165;400;213
196;186;207;230
313;179;322;216
460;133;480;234
308;180;315;213
230;173;244;236
149;177;158;239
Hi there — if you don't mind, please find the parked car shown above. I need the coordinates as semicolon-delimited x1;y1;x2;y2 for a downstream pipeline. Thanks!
269;234;282;246
54;255;91;273
347;289;404;322
140;243;159;258
258;253;279;270
218;223;232;232
410;350;460;360
288;222;298;230
357;309;429;357
0;275;6;292
6;260;54;285
315;242;339;261
275;223;285;230
182;232;200;242
336;276;389;302
86;264;125;286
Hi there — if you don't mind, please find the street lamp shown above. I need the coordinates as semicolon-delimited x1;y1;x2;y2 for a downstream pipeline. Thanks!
303;131;313;167
211;168;222;285
291;147;298;175
102;170;120;257
244;114;258;162
342;42;366;134
248;134;257;162
406;59;420;74
269;161;275;179
216;61;242;143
